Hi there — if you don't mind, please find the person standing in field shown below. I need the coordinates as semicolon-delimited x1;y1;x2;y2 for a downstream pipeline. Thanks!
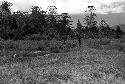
78;35;82;47
76;19;83;47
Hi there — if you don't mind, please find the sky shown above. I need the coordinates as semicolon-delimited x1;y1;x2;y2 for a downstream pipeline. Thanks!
0;0;125;27
0;0;125;14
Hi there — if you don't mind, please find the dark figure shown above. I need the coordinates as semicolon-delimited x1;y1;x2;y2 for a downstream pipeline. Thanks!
78;37;81;47
77;34;81;47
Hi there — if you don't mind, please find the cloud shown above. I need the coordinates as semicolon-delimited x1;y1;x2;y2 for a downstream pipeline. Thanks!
96;0;125;14
55;0;125;14
0;0;125;14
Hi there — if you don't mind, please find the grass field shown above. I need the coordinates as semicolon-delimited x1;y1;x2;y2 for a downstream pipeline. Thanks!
0;38;125;84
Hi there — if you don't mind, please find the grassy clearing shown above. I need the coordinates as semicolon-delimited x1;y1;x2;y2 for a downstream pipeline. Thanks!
1;48;125;84
0;39;125;83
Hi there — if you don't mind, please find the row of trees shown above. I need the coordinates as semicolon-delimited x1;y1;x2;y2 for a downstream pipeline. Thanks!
0;1;124;42
75;6;124;41
0;1;74;41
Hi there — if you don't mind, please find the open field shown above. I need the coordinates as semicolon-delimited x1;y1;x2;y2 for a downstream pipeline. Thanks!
0;38;125;84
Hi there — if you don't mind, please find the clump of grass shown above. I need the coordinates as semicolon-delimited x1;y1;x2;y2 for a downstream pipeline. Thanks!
84;38;124;51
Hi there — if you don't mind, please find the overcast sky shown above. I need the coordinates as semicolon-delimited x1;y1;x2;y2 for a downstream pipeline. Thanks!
0;0;125;27
0;0;125;14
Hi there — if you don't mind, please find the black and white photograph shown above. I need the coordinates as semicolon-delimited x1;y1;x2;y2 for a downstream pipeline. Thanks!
0;0;125;83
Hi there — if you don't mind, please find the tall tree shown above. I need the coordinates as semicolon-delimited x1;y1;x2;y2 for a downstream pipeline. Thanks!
0;1;12;25
83;6;97;28
0;1;12;14
0;1;15;40
57;13;73;42
30;6;46;34
83;6;98;39
116;25;124;38
44;6;59;39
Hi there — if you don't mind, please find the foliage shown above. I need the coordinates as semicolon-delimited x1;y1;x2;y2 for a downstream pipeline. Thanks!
83;6;97;28
76;19;83;37
56;13;73;42
0;1;75;41
115;25;124;38
0;1;121;40
98;20;117;38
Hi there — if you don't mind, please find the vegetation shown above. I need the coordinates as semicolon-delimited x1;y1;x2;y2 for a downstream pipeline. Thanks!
0;1;124;41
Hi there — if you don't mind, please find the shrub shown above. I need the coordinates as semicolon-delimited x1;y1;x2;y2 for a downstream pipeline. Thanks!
50;46;60;53
65;40;77;48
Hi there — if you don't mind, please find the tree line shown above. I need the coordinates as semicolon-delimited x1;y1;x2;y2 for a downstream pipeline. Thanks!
75;6;124;46
0;1;124;42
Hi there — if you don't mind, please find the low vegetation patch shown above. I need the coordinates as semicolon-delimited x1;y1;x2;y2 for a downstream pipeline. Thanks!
84;38;124;52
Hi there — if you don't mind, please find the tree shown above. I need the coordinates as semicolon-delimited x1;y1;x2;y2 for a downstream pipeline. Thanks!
0;1;12;14
76;19;83;33
116;25;124;38
83;6;99;39
56;13;73;42
0;1;12;25
0;1;15;40
44;6;59;39
99;20;117;38
83;6;97;28
30;6;46;34
13;6;47;40
99;20;110;37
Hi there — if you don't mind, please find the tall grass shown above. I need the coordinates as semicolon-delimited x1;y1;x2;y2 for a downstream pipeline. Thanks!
84;38;124;51
0;38;125;83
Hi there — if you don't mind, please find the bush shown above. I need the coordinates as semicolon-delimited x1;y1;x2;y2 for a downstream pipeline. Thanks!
65;40;77;48
50;46;60;53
